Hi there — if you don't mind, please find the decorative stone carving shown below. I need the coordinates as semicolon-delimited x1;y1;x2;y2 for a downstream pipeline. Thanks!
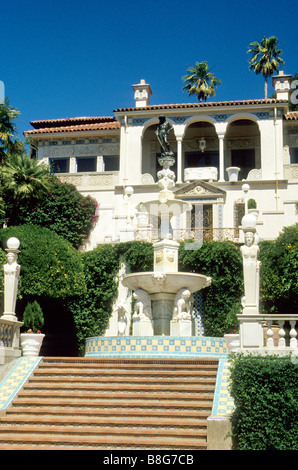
246;169;262;181
173;288;194;321
141;173;155;185
117;305;128;336
184;167;218;182
133;289;153;320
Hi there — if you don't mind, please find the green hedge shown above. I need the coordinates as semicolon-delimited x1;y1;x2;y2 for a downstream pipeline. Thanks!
0;225;86;300
178;240;243;336
259;224;298;314
67;244;122;355
229;354;298;450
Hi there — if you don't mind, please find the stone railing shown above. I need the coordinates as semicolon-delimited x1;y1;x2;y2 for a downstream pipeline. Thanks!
262;315;298;351
0;318;22;349
136;227;240;243
0;318;23;382
57;171;119;188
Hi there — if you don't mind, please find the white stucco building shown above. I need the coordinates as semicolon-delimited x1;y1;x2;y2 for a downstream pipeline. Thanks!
24;72;298;250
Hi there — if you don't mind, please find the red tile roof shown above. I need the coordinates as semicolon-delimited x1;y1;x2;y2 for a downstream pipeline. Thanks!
24;116;120;135
284;111;298;120
114;98;288;113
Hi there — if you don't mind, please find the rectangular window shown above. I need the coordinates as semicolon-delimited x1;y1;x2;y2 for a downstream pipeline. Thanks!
103;155;119;171
289;148;298;164
77;157;97;172
49;158;69;173
185;151;219;170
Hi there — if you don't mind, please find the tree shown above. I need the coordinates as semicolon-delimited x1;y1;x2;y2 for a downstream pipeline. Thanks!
0;99;22;165
16;177;98;249
182;61;221;102
1;151;52;226
248;36;285;99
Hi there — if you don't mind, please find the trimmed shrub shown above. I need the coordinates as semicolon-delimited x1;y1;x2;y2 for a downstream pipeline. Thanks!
230;354;298;450
22;300;44;333
0;225;86;300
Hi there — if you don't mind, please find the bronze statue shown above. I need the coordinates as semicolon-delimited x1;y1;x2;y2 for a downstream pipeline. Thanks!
155;115;173;155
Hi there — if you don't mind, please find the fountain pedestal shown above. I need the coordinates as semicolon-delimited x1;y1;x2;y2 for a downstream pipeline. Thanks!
132;315;154;336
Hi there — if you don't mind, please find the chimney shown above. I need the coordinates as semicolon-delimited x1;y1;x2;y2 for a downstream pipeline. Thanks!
272;71;292;100
0;80;4;104
132;79;152;107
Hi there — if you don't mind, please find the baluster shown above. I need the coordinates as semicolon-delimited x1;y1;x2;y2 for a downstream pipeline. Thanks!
289;320;298;349
266;320;274;348
278;320;286;348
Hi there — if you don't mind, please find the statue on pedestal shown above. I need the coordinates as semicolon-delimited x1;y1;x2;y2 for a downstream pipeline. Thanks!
240;217;261;312
2;238;21;321
155;115;173;155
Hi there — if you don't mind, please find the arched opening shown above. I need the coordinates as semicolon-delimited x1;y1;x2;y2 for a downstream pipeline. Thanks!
225;119;260;181
183;121;219;181
142;123;177;182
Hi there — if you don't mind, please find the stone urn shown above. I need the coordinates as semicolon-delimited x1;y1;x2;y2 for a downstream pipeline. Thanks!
20;333;45;357
226;167;240;182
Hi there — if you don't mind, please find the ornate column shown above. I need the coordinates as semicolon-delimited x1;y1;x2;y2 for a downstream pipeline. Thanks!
176;136;183;184
214;122;227;182
218;134;225;181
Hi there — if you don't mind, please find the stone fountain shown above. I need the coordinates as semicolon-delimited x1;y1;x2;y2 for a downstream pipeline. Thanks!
122;116;212;337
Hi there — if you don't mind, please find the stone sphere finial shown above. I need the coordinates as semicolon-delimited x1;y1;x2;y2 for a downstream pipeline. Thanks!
6;237;20;252
241;213;257;233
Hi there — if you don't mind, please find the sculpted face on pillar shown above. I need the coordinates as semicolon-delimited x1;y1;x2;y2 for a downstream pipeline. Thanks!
244;231;255;247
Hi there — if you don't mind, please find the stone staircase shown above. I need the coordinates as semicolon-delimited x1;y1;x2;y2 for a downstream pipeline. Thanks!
0;357;218;450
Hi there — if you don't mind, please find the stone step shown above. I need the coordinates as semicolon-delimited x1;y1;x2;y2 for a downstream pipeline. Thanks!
0;413;207;428
0;432;207;450
28;375;216;385
0;357;218;450
12;395;214;408
15;391;215;404
0;423;207;438
23;382;215;393
6;406;211;419
40;357;218;368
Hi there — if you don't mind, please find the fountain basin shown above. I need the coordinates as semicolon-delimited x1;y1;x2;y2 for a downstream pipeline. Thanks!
122;271;211;294
122;271;212;336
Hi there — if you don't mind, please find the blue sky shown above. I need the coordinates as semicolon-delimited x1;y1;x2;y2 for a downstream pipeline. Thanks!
1;0;297;139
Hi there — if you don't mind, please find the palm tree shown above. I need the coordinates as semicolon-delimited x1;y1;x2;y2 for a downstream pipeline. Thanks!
182;61;221;102
1;151;51;225
248;36;285;99
0;99;21;165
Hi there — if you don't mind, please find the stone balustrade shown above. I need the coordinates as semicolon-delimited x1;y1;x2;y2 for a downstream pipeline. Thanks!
262;315;298;351
0;318;22;349
0;318;23;382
